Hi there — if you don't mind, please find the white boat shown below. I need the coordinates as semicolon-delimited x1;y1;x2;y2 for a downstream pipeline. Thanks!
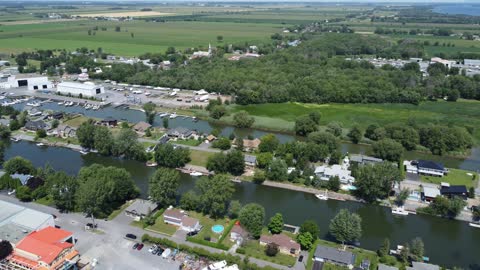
57;101;64;105
36;142;46;147
79;149;89;155
10;137;20;142
469;222;480;228
315;190;328;201
0;96;6;100
28;110;42;116
189;171;203;177
159;113;169;118
392;206;409;216
169;113;177;119
146;161;158;167
26;102;40;107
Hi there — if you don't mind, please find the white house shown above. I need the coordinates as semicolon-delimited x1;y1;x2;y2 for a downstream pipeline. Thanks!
315;164;355;184
163;208;201;232
3;74;53;90
57;82;105;97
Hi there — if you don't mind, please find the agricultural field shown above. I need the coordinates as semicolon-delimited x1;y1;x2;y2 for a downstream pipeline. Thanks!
229;99;480;142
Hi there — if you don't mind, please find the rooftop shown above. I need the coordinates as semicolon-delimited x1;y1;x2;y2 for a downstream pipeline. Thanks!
440;185;468;195
313;245;355;265
423;186;441;198
260;233;300;251
407;262;440;270
125;199;157;216
181;216;199;228
417;160;445;171
379;264;399;270
58;81;101;90
0;200;53;231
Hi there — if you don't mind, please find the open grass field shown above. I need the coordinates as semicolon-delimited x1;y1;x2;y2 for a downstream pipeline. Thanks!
189;149;215;167
0;20;283;56
230;100;480;141
422;168;477;188
241;238;297;267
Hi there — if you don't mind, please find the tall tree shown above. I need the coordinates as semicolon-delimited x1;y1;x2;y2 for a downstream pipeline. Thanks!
76;119;96;149
47;171;77;212
143;102;156;124
299;220;320;239
155;144;191;168
149;168;180;208
267;213;284;234
3;156;34;175
259;134;279;153
410;237;425;262
377;238;390;257
233;111;255;128
372;138;404;162
347;125;363;144
239;203;265;239
355;162;402;202
329;209;362;246
196;174;234;218
93;126;114;155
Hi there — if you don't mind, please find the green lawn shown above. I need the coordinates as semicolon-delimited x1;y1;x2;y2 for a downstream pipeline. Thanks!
188;212;232;244
189;149;215;167
63;116;90;128
35;195;54;206
230;100;480;142
146;214;178;236
241;238;297;267
421;168;477;188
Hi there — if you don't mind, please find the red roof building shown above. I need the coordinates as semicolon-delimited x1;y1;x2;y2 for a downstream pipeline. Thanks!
7;226;79;270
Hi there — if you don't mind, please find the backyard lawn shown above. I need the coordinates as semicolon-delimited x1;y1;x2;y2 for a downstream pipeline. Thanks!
241;239;297;267
188;212;233;247
189;150;215;167
146;214;178;236
421;168;477;188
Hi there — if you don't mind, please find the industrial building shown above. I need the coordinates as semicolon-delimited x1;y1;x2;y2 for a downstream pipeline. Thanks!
0;74;53;90
56;81;105;97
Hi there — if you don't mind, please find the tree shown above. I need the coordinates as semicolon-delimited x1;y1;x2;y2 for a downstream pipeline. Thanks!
377;238;390;257
143;103;156;124
0;240;13;260
326;122;343;137
196;174;234;218
228;200;242;219
239;203;265;239
329;209;362;246
180;191;200;211
206;153;228;173
327;176;341;192
267;159;288;182
93;126;114;155
217;35;224;42
226;150;245;176
16;185;32;201
46;171;77;212
308;132;338;154
163;117;169;129
76;119;96;149
267;213;284;234
347;125;363;144
297;231;314;250
155;144;191;168
0;126;11;139
299;220;319;239
395;188;410;206
210;105;227;119
36;129;47;139
295;115;318;136
265;242;279;257
212;137;231;150
259;134;279;153
256;152;273;169
355;162;402;202
410;237;424;262
253;169;266;184
3;156;34;174
364;124;380;140
233;111;255;128
372;139;404;162
309;111;321;125
51;119;59;129
149;168;180;207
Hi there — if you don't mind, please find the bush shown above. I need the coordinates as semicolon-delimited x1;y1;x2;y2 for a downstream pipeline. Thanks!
265;243;279;257
236;247;246;254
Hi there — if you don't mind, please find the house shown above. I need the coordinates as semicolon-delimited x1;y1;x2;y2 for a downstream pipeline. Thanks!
230;223;248;244
163;208;202;232
99;116;118;127
259;234;300;256
133;121;152;134
440;184;468;200
244;155;257;167
378;264;399;270
422;186;441;202
125;199;157;220
406;262;440;270
7;226;79;270
190;44;212;59
10;174;33;186
24;120;47;131
49;111;63;120
57;125;77;138
313;245;355;267
349;154;383;165
417;160;447;177
233;138;261;152
57;82;104;97
205;135;216;143
158;134;170;144
314;165;355;184
167;127;194;140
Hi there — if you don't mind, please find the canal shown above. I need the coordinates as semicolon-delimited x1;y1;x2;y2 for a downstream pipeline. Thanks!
16;101;480;171
4;141;480;268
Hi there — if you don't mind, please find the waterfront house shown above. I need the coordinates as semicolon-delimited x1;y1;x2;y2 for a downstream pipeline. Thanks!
99;117;118;127
378;264;399;270
24;120;47;131
232;138;261;152
349;154;383;165
259;234;300;256
244;155;257;167
406;262;440;270
133;121;152;135
163;208;201;232
205;135;216;143
49;111;64;120
422;186;441;202
314;165;355;184
440;184;468;200
158;134;170;144
166;127;194;140
57;125;77;138
230;224;248;244
124;199;157;220
404;160;448;177
313;245;355;267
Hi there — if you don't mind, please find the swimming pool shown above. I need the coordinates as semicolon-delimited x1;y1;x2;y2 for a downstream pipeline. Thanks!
211;224;224;234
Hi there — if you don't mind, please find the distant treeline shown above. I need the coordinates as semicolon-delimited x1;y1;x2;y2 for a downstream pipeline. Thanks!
372;6;480;24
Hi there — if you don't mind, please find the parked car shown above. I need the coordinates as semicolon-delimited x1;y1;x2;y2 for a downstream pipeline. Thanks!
125;233;137;240
137;243;144;250
148;245;157;253
187;231;198;237
156;247;164;256
132;243;139;249
298;255;304;262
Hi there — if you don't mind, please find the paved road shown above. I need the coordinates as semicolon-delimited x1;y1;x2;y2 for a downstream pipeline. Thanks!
0;195;298;270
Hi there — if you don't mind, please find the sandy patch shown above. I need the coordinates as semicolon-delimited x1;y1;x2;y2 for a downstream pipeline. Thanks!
74;11;172;18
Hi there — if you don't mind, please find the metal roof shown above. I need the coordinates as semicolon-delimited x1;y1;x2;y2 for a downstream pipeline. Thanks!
314;245;355;265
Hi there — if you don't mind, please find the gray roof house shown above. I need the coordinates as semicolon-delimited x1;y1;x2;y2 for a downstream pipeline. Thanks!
125;199;157;219
166;127;194;139
244;155;257;166
24;120;47;131
379;264;399;270
406;262;440;270
350;154;383;165
313;245;355;267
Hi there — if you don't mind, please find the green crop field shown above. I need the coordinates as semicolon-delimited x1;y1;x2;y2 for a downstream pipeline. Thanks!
0;20;283;56
230;100;480;141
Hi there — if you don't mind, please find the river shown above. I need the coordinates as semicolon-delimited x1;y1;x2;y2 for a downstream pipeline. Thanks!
4;141;480;268
14;101;480;171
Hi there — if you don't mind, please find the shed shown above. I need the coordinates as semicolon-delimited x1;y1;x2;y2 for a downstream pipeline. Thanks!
125;199;157;219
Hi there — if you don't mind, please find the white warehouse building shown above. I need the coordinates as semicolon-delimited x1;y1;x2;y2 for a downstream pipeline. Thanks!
57;81;105;97
1;74;53;90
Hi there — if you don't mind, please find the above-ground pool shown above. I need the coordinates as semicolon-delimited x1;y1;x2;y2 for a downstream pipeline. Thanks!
211;224;225;234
